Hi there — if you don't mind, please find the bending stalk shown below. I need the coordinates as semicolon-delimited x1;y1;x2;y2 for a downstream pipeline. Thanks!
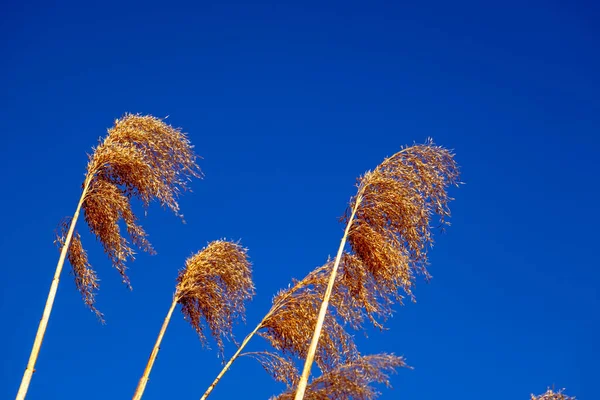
200;320;264;400
16;178;92;400
294;193;363;400
132;295;178;400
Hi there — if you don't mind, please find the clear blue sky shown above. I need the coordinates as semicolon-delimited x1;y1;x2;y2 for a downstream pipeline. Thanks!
1;1;598;399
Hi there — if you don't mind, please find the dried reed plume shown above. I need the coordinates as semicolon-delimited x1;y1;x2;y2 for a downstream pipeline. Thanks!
531;389;575;400
295;139;460;399
201;254;388;399
273;354;407;400
244;352;299;389
133;240;254;400
17;114;200;400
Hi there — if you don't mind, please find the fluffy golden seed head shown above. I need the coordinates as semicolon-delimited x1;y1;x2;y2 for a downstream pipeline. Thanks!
57;114;201;315
176;240;254;355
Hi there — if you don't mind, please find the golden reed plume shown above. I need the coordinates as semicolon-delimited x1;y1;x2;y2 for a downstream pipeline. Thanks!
295;139;460;399
132;240;254;400
16;114;201;400
532;389;575;400
273;354;407;400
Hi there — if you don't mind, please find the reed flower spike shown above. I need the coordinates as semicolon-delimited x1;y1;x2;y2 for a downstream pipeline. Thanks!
16;114;201;400
295;139;460;399
133;240;254;400
531;388;575;400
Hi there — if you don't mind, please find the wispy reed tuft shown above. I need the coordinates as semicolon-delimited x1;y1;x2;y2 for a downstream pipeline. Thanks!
260;260;358;372
531;389;575;400
244;352;299;389
273;354;407;400
55;218;101;320
346;138;460;300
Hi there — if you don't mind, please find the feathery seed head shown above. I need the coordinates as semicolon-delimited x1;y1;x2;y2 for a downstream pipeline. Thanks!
55;218;102;321
531;389;575;400
176;240;254;355
260;262;358;372
347;139;460;300
57;114;201;316
245;352;299;389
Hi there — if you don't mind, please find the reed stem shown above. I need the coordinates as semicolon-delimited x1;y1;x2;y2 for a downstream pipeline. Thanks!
16;178;92;400
132;295;178;400
294;193;363;400
200;320;264;400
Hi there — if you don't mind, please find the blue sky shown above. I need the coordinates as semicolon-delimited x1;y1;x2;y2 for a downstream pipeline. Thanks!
1;1;598;399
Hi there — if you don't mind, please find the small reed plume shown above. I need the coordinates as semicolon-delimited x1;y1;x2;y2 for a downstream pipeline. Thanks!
531;388;575;400
133;240;254;400
16;114;201;400
295;139;460;399
272;354;407;400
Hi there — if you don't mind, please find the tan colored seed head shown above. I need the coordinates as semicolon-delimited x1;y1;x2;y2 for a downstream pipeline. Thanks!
57;114;201;317
176;240;254;356
531;389;575;400
245;352;299;389
260;261;359;374
346;139;460;301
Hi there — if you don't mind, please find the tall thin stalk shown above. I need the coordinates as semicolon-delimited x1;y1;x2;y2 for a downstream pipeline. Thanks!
133;296;178;400
294;193;363;400
15;178;92;400
200;320;265;400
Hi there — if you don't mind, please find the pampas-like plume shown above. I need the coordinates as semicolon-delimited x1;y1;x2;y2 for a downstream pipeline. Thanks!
295;139;460;399
272;354;407;400
17;114;200;400
531;389;575;400
133;240;254;400
259;261;359;372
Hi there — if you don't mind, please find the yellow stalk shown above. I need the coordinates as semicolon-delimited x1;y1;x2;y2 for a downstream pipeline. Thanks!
294;193;363;400
16;178;92;400
132;295;179;400
200;320;264;400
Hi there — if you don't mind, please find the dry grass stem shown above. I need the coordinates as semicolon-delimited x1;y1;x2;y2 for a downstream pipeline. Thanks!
531;389;575;400
55;218;102;321
176;240;255;355
274;354;407;400
57;113;201;315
